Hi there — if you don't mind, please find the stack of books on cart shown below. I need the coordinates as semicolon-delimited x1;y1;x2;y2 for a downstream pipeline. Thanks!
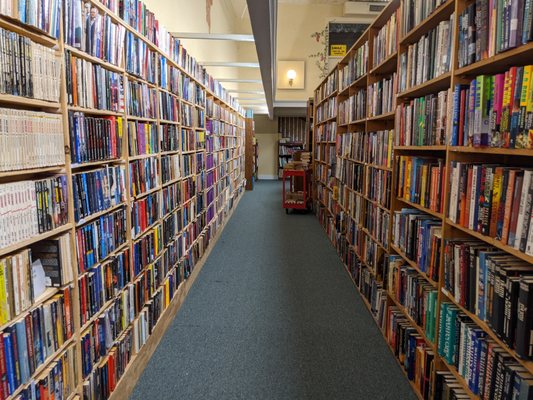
283;152;311;170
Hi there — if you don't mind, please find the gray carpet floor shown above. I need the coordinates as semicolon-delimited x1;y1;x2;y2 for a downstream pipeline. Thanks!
130;181;417;400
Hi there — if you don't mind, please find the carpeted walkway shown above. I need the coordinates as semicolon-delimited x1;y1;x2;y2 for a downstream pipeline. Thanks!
130;181;417;400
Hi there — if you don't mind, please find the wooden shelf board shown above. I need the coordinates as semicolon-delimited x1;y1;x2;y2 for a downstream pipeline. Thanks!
0;224;72;258
449;146;533;156
67;106;124;116
370;52;398;76
65;45;125;72
0;165;65;179
397;72;451;99
395;145;447;151
446;219;533;264
390;244;438;287
454;42;533;76
71;159;125;169
367;111;395;121
396;197;444;219
75;203;126;228
0;93;61;109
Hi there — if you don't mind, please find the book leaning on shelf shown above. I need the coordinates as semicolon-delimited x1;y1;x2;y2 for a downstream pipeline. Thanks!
0;108;65;172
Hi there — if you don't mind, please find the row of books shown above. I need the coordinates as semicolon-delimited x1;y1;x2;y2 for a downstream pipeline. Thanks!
400;0;448;36
457;0;533;69
0;236;72;325
398;16;454;93
385;307;435;398
339;42;368;91
181;104;204;128
69;113;124;165
161;154;180;184
0;177;69;249
158;92;179;123
372;10;398;68
448;163;533;255
64;0;126;67
397;156;446;214
344;130;393;168
0;286;73;397
126;80;157;119
315;122;336;143
160;124;179;153
125;32;156;84
73;166;125;223
388;258;438;341
128;120;158;156
316;98;337;123
450;66;533;149
131;191;159;238
65;51;124;112
1;0;61;38
335;158;364;194
365;167;392;208
338;91;366;124
395;90;449;146
443;239;533;359
438;301;533;398
75;207;127;273
129;157;159;198
364;202;390;249
368;73;397;117
0;108;65;172
392;209;442;282
316;70;338;103
0;27;60;102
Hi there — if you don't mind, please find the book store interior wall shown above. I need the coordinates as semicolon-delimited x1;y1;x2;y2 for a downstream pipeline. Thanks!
0;0;532;398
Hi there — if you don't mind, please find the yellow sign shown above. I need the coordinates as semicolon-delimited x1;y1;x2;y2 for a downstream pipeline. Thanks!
330;44;346;57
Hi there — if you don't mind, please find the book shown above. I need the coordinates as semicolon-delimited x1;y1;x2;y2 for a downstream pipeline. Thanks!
69;113;124;165
128;120;158;157
129;156;159;198
368;73;397;117
339;41;368;91
373;10;398;67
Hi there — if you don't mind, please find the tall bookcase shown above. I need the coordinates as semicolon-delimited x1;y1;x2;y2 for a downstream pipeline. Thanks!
0;2;246;400
245;117;256;190
312;0;533;398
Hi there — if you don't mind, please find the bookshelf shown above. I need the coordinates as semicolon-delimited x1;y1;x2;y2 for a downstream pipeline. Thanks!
0;1;246;399
245;117;256;190
312;0;533;397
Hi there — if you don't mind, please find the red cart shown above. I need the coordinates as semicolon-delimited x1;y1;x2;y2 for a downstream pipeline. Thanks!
282;168;312;213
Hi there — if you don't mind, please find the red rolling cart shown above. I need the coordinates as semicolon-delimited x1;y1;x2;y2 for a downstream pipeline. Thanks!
282;168;312;213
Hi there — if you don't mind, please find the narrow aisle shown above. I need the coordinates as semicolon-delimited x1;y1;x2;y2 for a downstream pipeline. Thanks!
130;181;417;400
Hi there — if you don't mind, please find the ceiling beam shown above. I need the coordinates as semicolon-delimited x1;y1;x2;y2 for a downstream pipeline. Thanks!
171;33;254;42
217;79;263;83
246;0;277;118
200;62;260;68
228;90;265;94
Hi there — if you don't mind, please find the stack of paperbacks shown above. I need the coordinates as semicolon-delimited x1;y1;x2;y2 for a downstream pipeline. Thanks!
284;151;311;170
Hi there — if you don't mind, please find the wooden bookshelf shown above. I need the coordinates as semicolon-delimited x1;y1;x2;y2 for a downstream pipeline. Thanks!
0;3;246;400
312;0;533;397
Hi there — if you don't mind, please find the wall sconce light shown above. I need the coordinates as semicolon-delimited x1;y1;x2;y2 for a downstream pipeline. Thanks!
287;69;297;87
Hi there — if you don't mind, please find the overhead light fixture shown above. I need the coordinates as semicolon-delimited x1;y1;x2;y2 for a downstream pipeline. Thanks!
287;69;297;87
